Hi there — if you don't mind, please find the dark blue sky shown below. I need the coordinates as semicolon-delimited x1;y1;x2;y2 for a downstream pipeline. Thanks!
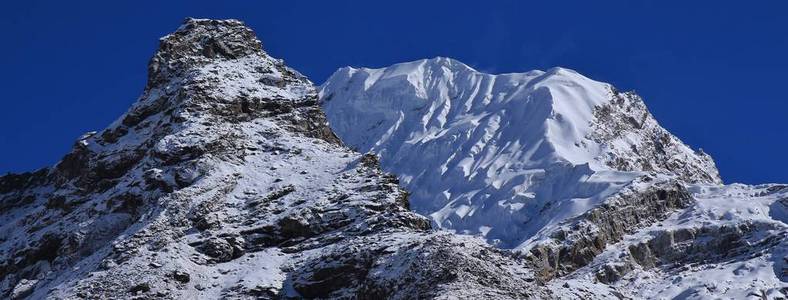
1;1;786;184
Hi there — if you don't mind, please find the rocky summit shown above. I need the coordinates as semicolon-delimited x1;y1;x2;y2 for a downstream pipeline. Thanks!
0;18;786;299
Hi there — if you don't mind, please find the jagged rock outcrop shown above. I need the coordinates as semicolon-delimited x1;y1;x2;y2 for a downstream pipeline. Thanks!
555;183;788;299
289;232;542;299
591;89;720;185
526;176;693;281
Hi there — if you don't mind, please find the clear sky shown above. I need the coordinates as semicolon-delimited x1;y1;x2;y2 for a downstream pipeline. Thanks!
1;1;786;184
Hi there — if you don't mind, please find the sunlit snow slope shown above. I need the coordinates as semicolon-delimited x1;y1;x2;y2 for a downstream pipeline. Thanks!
320;57;721;249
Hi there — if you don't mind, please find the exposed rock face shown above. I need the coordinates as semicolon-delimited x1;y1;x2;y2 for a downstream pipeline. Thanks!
290;232;542;299
0;169;48;211
554;184;788;299
526;176;693;281
591;90;721;185
625;221;784;270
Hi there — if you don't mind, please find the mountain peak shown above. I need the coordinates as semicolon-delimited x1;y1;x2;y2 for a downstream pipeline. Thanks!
321;58;721;247
146;18;264;88
423;56;476;70
51;18;333;190
166;18;260;58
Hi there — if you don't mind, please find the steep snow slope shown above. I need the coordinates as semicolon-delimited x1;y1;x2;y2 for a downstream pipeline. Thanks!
320;57;720;248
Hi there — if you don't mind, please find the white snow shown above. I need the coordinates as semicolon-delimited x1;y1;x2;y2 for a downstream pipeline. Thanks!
321;58;656;248
3;20;783;298
320;57;784;297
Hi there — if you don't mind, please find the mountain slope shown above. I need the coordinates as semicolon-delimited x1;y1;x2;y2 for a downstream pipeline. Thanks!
320;57;787;298
560;183;787;299
0;19;558;299
0;18;784;300
320;57;720;249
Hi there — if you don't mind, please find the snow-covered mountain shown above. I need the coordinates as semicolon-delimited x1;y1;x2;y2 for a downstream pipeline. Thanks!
320;58;721;249
320;58;787;298
0;18;785;300
0;19;556;299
